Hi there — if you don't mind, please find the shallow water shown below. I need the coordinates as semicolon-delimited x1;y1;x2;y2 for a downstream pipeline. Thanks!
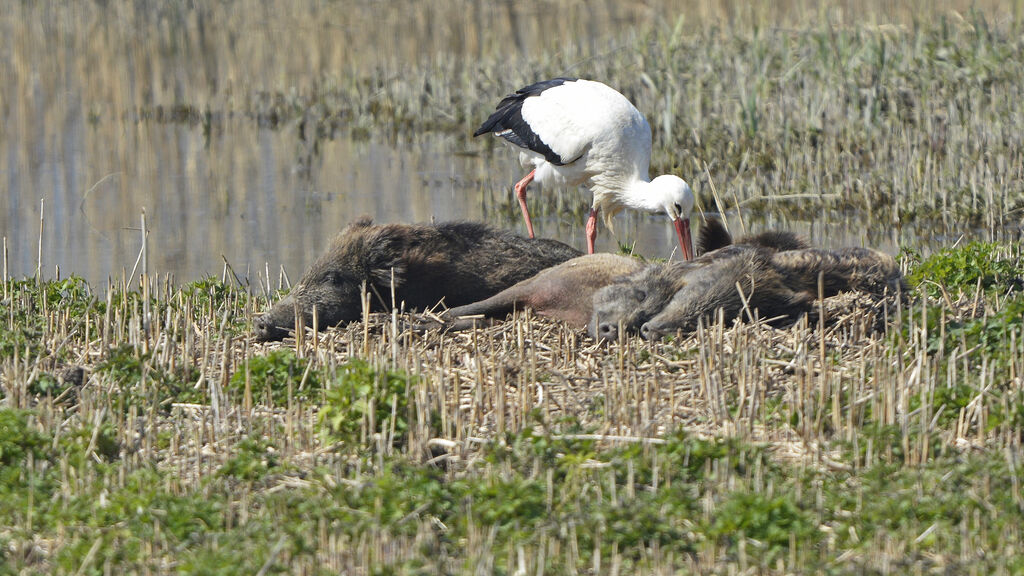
2;0;1011;289
2;114;919;289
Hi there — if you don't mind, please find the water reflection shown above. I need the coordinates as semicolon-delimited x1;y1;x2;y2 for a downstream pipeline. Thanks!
4;115;918;289
3;119;502;286
3;0;1017;289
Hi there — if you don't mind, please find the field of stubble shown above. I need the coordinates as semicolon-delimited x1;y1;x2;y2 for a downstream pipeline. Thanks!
2;1;1024;574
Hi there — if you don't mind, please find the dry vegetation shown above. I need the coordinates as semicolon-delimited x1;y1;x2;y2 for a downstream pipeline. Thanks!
2;0;1024;574
2;242;1023;574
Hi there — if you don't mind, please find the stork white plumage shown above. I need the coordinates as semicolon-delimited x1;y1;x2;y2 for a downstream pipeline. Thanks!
474;77;695;259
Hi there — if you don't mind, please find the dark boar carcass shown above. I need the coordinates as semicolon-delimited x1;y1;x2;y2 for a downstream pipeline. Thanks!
639;245;905;340
254;217;581;341
588;217;807;341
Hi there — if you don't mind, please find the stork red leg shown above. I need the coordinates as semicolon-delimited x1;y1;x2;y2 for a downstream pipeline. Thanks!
514;170;536;238
585;207;599;254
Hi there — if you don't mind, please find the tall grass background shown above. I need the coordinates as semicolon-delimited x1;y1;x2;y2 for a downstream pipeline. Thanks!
2;0;1021;284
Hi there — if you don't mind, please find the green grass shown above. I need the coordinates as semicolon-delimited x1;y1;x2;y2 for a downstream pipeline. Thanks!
319;359;416;448
4;390;1024;573
906;242;1024;299
230;348;320;408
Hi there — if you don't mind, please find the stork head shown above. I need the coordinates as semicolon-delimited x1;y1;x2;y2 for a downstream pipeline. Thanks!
651;175;695;261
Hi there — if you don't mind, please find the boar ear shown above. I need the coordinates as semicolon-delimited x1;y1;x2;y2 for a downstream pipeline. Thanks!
346;215;374;231
696;216;731;255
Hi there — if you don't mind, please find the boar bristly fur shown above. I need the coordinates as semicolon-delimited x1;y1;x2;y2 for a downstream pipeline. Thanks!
254;217;580;341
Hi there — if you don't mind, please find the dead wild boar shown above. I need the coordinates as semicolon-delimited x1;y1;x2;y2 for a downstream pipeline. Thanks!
639;246;906;341
638;247;813;341
771;247;906;298
254;217;581;341
437;253;646;330
588;217;807;341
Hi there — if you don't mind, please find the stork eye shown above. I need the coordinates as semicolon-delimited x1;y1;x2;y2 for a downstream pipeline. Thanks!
673;203;683;213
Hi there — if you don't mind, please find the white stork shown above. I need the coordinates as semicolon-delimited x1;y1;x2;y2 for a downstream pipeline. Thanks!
474;77;694;259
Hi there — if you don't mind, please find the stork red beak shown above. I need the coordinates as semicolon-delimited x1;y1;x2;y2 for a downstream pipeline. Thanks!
673;217;693;261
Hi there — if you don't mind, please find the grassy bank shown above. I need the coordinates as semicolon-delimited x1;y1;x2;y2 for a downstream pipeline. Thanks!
1;240;1023;573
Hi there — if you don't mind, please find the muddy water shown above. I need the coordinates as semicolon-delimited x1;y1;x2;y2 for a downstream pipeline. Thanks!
3;119;512;287
5;0;993;288
2;115;916;288
0;118;686;287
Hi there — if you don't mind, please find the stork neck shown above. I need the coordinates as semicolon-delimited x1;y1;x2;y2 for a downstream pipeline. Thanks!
589;170;659;213
598;172;675;213
626;179;667;212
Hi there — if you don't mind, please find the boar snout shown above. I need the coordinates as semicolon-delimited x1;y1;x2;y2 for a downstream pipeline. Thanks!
639;322;663;341
254;314;291;342
591;321;619;342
